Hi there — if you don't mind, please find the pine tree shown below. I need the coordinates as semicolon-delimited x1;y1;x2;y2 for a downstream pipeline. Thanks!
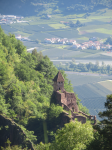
94;94;112;150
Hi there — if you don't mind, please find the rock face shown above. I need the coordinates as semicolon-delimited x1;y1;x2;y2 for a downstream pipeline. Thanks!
53;71;96;124
0;114;34;150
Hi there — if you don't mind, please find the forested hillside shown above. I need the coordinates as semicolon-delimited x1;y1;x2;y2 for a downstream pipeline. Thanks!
0;25;65;146
0;0;112;16
0;26;90;148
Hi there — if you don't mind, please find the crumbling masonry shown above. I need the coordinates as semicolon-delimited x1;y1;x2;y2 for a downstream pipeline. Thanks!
53;71;96;124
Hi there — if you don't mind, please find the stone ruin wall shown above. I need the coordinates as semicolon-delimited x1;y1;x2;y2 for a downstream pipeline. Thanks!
55;91;96;124
78;111;96;125
55;91;86;123
62;103;86;124
61;93;66;99
56;91;67;105
56;91;79;113
53;81;64;91
66;92;79;112
55;91;61;104
65;92;76;98
53;71;96;125
62;103;70;112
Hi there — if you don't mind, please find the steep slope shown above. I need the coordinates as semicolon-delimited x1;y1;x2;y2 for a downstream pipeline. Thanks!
0;26;80;146
0;114;34;150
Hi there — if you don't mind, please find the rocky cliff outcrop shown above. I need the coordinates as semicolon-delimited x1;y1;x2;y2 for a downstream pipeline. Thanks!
0;114;35;150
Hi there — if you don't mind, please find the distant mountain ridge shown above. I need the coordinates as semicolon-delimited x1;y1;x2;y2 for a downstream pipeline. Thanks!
0;0;112;16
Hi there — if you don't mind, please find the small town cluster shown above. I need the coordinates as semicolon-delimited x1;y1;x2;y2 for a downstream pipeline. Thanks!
0;14;28;24
15;34;30;41
44;37;112;51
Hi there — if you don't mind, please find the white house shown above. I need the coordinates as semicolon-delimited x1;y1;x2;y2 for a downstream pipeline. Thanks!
79;46;86;50
15;35;21;40
72;40;76;45
66;40;73;45
95;46;100;50
89;45;100;50
44;38;52;43
72;44;81;49
106;45;112;49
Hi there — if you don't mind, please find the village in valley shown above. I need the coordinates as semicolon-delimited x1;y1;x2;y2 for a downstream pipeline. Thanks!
0;14;29;24
44;37;112;51
1;13;112;52
15;34;31;41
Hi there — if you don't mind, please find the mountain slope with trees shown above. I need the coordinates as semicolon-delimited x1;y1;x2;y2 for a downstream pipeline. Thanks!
0;25;64;146
0;0;112;16
0;26;90;147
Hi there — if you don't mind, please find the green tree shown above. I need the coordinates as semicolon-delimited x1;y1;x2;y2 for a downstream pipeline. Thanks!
88;94;112;150
107;65;111;74
50;121;94;150
86;62;93;71
97;94;112;150
0;62;9;85
105;36;112;45
15;40;26;55
76;20;81;25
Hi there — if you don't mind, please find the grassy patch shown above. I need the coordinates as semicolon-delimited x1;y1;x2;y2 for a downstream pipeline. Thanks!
77;37;89;41
95;28;112;35
14;31;32;37
98;80;112;92
56;45;68;49
49;23;68;29
80;28;112;35
47;29;80;39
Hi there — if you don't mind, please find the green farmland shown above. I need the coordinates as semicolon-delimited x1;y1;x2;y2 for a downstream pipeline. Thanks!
66;72;112;120
1;8;112;45
1;8;112;62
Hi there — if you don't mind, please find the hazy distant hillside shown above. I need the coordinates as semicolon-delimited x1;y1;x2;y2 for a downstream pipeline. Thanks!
0;0;36;16
58;0;112;14
0;0;112;16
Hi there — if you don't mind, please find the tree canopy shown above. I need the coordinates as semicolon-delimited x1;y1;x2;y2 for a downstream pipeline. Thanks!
50;121;94;150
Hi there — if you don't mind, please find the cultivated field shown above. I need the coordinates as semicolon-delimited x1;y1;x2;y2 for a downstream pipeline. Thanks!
66;73;112;120
1;8;112;46
98;80;112;92
1;8;111;62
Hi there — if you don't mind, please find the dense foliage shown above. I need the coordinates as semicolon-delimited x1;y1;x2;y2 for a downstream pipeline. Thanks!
56;61;112;75
105;36;112;45
2;121;94;150
50;121;94;150
86;94;112;150
0;26;90;148
0;26;66;144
